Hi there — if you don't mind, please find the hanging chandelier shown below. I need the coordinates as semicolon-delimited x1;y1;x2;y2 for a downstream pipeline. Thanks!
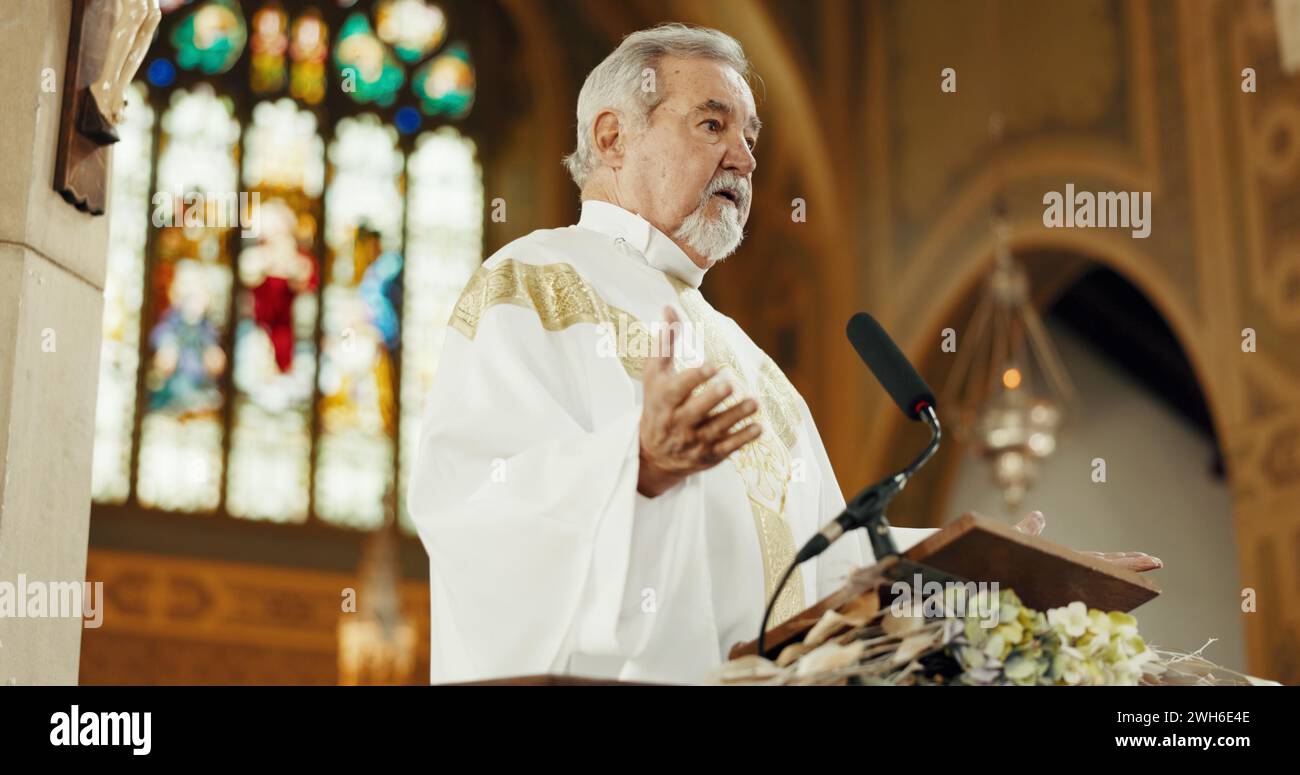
943;219;1079;513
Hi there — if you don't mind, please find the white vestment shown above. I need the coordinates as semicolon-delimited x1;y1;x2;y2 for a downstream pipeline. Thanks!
409;200;935;684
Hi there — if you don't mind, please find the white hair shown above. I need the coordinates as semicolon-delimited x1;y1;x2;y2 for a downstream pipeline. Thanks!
562;23;752;189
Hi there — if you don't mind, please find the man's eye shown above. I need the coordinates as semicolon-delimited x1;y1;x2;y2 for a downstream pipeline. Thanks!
745;137;757;151
702;119;722;133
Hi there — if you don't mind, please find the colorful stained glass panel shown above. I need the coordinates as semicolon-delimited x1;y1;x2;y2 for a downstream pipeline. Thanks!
250;4;288;94
412;44;474;118
334;12;404;107
171;0;249;76
375;0;447;63
136;86;240;513
289;9;329;105
92;83;155;504
93;2;490;530
227;99;325;522
397;128;481;531
316;115;406;528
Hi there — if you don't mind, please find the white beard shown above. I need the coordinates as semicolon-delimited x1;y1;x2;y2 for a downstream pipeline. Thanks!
673;196;745;263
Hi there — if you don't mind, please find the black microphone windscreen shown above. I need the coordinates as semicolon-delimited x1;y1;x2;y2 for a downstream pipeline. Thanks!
846;312;936;421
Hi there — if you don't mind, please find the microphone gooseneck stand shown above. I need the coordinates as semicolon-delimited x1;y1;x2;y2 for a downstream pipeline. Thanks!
755;404;940;660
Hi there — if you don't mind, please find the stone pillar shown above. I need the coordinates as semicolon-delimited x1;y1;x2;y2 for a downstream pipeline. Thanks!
0;0;110;684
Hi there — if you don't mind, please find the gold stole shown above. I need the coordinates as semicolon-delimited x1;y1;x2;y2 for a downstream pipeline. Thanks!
667;277;806;626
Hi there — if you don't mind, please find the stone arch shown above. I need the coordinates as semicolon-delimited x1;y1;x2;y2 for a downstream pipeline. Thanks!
860;228;1240;616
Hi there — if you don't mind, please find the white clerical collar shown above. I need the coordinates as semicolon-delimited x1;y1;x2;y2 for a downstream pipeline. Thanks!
576;199;707;289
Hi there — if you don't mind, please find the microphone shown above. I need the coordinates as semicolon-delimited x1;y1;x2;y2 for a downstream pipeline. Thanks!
756;313;942;657
797;313;941;564
846;312;936;421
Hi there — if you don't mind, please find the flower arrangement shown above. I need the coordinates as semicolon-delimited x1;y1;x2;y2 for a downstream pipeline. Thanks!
950;591;1154;685
717;587;1260;686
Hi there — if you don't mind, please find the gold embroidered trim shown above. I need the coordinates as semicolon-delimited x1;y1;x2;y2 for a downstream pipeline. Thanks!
449;259;652;379
668;277;807;626
750;498;804;623
758;357;801;451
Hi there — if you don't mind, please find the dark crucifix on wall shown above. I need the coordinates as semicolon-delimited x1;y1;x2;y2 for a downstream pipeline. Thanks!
54;0;162;215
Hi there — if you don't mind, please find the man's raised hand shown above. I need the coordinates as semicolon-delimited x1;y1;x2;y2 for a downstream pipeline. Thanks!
637;306;762;497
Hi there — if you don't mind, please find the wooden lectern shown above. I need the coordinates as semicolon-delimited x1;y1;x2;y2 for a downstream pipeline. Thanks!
438;513;1160;684
729;512;1160;660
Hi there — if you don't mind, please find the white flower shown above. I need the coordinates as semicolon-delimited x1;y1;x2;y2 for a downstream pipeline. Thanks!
983;632;1007;660
1047;601;1089;639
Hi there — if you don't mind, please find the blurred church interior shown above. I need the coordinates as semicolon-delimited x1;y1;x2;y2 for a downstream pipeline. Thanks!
0;0;1296;685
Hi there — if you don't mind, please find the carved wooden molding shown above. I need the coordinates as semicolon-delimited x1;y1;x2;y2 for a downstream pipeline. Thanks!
81;548;431;685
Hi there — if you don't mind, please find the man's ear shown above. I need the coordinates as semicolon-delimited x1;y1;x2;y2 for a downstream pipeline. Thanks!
592;109;626;169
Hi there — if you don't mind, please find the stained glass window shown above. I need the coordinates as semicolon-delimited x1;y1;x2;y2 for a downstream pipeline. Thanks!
375;0;446;63
334;12;404;106
94;1;483;533
315;115;405;528
136;85;241;512
171;0;249;75
249;4;288;94
398;127;481;529
92;83;155;503
227;99;325;522
289;9;329;105
412;43;473;118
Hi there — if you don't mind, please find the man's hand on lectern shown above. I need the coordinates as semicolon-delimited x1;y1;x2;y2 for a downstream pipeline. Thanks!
1014;510;1163;573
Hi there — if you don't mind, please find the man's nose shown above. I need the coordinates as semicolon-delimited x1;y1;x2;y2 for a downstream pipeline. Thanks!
722;135;757;176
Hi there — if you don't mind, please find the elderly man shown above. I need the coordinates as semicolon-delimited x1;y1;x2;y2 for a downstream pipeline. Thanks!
409;24;1159;685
